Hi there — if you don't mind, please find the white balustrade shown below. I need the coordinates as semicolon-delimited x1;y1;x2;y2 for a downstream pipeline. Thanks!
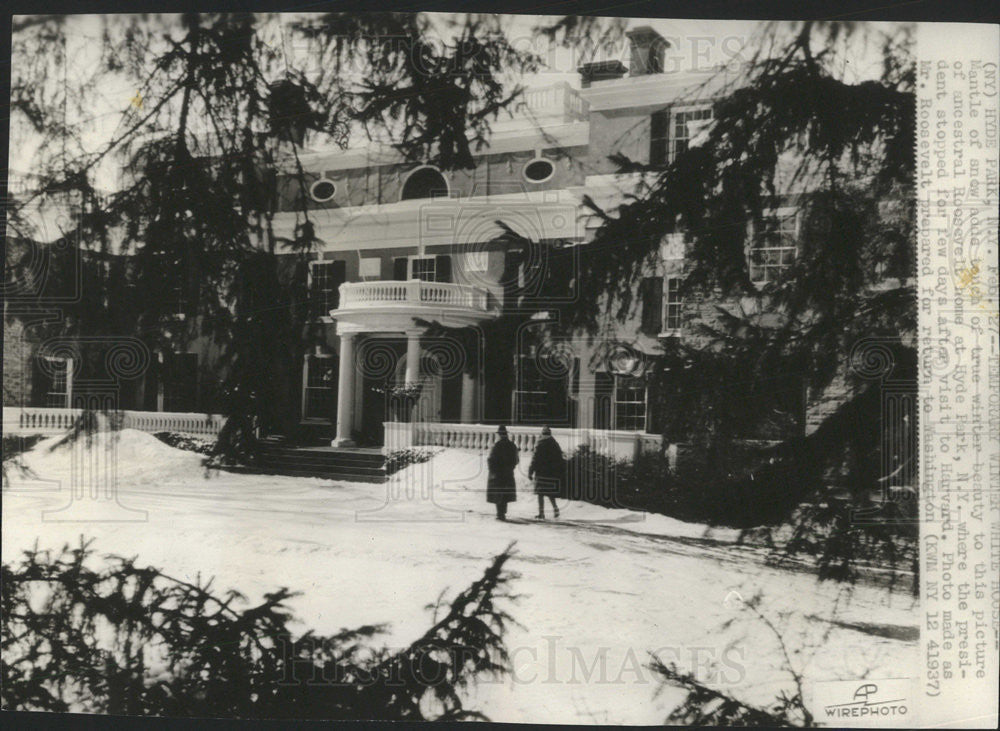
339;280;490;312
3;406;225;438
521;82;588;121
397;421;663;461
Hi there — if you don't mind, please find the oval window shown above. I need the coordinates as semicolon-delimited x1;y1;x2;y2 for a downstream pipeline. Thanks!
309;178;336;202
523;158;555;184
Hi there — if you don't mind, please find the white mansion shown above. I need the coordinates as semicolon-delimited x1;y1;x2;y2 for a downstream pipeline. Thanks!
6;26;811;459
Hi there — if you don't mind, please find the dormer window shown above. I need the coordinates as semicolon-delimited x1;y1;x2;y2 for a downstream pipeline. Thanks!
749;209;799;285
400;166;449;201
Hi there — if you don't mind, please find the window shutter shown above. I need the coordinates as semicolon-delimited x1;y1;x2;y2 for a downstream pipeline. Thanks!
594;372;613;429
640;277;663;335
393;257;408;281
182;254;200;318
435;255;452;283
650;110;668;165
571;357;581;427
331;260;347;309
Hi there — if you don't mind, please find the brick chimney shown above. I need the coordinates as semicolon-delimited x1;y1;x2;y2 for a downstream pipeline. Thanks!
577;60;627;88
626;26;669;76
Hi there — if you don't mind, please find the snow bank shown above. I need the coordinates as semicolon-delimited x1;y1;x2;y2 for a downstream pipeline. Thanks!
18;428;207;485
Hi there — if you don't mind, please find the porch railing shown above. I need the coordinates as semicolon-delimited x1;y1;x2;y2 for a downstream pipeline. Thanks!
385;421;669;463
2;406;225;439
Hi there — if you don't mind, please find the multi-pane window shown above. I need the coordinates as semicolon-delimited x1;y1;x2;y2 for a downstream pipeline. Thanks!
671;106;713;160
162;352;198;412
749;210;799;285
310;260;346;319
514;354;548;422
513;350;575;424
168;279;187;318
411;257;437;282
148;254;188;317
614;375;647;431
664;277;683;331
394;255;452;283
650;105;713;165
303;354;336;421
42;356;70;408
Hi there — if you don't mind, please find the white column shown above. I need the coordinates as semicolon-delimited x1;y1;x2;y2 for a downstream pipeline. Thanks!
460;370;476;423
300;355;310;420
156;351;165;412
404;330;421;386
332;333;356;447
577;363;596;429
65;357;74;409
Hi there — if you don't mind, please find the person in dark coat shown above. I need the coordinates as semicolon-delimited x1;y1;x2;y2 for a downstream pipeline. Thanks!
487;425;520;521
528;426;563;519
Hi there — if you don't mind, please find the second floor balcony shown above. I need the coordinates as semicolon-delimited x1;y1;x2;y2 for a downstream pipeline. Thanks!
331;280;499;333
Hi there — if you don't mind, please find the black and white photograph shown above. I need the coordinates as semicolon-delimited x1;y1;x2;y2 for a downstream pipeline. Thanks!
2;6;997;727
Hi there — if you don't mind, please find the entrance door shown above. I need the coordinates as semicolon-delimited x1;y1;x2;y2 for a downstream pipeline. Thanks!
358;338;406;447
360;374;386;446
396;351;442;424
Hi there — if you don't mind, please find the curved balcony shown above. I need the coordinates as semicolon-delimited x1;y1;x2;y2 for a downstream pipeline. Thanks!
332;280;498;333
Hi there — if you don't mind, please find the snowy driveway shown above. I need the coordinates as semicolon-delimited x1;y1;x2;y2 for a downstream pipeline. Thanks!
2;431;919;724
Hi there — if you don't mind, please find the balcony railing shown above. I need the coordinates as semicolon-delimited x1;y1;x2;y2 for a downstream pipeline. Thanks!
337;281;491;312
520;82;589;122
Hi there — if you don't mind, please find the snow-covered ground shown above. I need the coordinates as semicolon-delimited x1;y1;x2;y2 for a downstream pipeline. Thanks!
2;430;919;724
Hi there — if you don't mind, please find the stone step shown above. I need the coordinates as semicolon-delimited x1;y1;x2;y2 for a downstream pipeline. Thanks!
223;464;387;484
250;442;387;483
258;448;385;467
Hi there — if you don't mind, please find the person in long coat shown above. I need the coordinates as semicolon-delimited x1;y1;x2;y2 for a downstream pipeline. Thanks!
486;425;519;521
528;426;563;519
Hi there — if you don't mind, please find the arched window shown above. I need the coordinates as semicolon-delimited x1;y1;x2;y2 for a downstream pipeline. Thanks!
400;166;449;201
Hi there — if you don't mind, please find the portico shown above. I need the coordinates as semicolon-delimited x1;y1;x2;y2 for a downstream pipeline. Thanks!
329;280;498;446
